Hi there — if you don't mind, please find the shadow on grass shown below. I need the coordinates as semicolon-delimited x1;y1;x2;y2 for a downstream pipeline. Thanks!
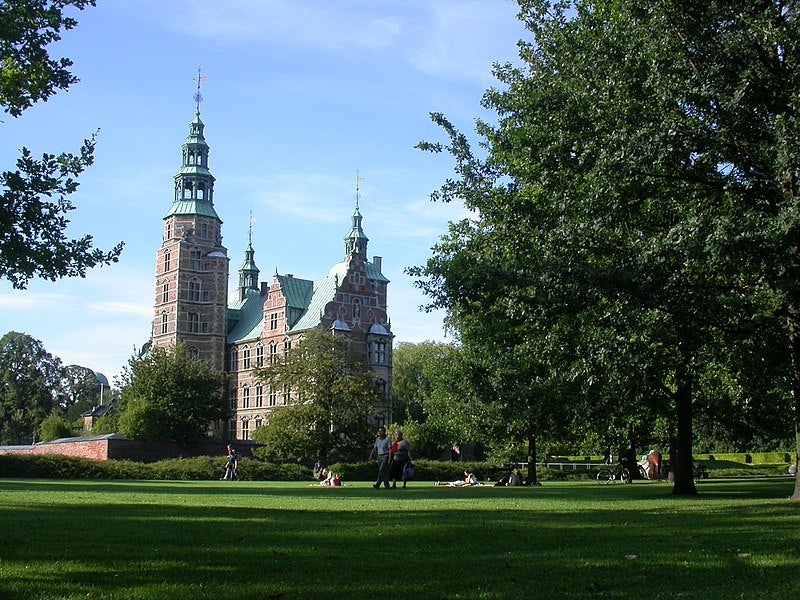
0;479;798;599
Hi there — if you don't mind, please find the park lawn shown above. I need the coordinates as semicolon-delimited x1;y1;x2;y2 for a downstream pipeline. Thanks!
0;478;797;599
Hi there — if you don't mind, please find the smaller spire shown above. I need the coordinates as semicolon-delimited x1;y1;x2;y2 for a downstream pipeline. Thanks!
238;214;259;291
344;171;369;258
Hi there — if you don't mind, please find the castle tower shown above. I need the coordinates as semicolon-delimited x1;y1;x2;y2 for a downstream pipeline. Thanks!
151;105;229;371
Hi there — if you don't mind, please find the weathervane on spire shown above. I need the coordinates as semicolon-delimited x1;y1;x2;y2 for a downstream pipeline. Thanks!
355;170;364;211
194;66;207;114
248;209;255;245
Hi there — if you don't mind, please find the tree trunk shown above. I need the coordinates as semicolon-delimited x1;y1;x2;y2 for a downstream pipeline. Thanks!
526;429;539;485
787;304;800;501
671;356;697;496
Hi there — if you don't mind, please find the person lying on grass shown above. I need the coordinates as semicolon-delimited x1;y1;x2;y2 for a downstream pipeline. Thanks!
436;470;479;487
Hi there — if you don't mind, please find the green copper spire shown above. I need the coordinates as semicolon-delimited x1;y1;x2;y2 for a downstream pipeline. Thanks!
164;69;219;220
238;217;259;290
344;175;369;257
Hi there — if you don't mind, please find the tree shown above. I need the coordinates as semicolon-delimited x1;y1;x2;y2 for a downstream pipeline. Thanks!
117;345;227;445
0;331;63;444
38;411;74;442
60;364;100;421
252;329;383;466
391;341;486;457
0;0;123;289
415;0;799;496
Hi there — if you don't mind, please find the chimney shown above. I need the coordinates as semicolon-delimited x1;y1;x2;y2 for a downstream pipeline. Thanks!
373;256;382;271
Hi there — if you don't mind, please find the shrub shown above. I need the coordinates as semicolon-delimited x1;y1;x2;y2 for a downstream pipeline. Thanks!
38;413;75;442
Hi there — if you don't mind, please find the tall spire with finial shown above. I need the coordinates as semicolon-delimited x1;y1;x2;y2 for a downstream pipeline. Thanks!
344;171;369;257
238;209;259;291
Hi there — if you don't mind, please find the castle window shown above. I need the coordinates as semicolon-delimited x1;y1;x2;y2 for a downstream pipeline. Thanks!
269;386;277;407
201;322;208;333
373;341;386;365
187;346;199;360
200;222;208;239
269;342;278;364
189;250;202;270
228;419;236;439
188;312;200;333
255;417;263;429
183;182;192;200
242;386;250;409
163;251;171;272
197;184;205;200
241;418;250;440
229;388;238;410
229;347;238;371
242;346;251;369
188;279;201;302
161;281;169;303
282;384;291;405
270;312;278;330
255;385;263;407
256;345;264;367
165;221;172;240
160;312;168;335
202;290;209;302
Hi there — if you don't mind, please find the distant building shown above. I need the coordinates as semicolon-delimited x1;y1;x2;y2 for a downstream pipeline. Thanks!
151;108;393;440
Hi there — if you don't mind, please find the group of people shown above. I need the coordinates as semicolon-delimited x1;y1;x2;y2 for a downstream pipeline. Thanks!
318;468;342;487
369;426;413;489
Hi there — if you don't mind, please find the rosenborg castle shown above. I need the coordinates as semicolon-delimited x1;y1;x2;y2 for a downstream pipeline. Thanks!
150;108;393;441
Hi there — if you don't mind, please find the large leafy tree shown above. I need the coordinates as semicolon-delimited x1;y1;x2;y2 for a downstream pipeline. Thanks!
415;0;799;495
0;0;123;289
0;331;63;444
391;341;486;457
60;364;99;420
117;345;227;445
252;329;383;466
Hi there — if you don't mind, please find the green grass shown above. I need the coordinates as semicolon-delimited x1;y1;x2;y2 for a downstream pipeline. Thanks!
0;478;798;599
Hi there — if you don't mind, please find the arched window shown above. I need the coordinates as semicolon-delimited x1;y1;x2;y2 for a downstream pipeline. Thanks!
188;312;200;333
242;346;251;369
188;279;201;302
161;281;169;304
229;347;238;371
256;344;264;367
229;387;238;410
269;386;277;407
269;341;278;364
160;312;168;335
241;418;250;440
255;385;263;407
242;386;250;409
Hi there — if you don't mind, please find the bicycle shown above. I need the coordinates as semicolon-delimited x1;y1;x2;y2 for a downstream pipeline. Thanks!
597;459;631;484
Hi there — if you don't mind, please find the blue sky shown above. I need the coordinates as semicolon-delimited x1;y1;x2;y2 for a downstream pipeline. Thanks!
0;0;527;383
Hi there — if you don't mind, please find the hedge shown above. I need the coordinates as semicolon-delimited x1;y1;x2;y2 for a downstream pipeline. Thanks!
0;454;312;481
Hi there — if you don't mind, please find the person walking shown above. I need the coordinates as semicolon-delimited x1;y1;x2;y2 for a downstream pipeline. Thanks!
368;426;392;489
222;445;240;481
388;430;411;488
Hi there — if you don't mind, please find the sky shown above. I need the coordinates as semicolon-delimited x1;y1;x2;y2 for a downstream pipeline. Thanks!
0;0;528;384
